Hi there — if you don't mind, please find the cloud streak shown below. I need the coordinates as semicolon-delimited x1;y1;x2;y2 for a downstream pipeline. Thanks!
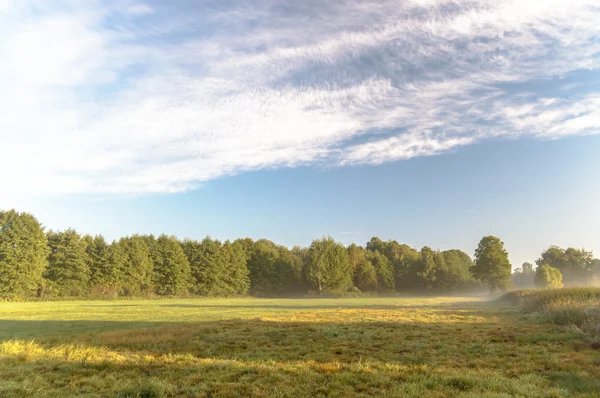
1;0;599;197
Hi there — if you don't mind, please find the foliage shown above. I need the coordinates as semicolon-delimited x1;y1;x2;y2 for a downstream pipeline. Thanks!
182;238;249;296
436;249;477;292
0;210;49;299
44;229;90;297
245;239;302;296
471;236;513;292
2;209;598;300
305;236;352;293
84;235;114;289
151;235;192;296
537;246;595;286
535;264;563;289
110;235;154;296
365;250;395;292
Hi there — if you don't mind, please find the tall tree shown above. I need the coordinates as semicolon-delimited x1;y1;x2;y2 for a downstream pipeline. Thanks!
366;237;420;291
0;210;49;299
437;249;476;292
366;250;395;292
537;246;595;285
305;237;352;293
45;229;90;297
471;236;512;292
416;246;437;290
183;238;249;296
110;235;154;295
84;235;115;288
151;235;191;296
221;240;250;295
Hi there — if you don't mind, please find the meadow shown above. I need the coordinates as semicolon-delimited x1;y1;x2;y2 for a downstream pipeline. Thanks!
1;296;599;397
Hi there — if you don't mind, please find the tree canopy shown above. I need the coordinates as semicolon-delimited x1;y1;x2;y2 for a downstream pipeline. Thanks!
0;210;49;299
1;209;598;300
471;236;512;292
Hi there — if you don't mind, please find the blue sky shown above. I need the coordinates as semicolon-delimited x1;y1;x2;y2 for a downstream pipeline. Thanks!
1;0;599;267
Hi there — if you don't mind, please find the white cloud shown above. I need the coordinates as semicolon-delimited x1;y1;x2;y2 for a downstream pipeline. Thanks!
0;0;599;197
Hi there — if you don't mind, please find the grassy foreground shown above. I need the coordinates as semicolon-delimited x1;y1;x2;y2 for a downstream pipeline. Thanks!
0;297;599;397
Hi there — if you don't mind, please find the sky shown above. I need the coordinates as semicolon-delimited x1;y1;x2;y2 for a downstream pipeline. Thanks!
1;0;599;267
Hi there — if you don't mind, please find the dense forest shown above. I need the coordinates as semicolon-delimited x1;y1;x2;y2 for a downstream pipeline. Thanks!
0;210;598;300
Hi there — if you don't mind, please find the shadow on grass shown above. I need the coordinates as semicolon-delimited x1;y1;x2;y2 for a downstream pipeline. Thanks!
1;315;599;397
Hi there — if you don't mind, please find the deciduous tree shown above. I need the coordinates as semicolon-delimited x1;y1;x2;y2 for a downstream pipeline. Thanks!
471;236;512;292
0;210;49;299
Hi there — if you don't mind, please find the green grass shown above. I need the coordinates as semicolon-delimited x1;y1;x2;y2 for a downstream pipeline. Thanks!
0;296;599;397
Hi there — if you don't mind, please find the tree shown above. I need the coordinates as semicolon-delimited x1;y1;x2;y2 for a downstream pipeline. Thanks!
182;238;249;296
0;210;49;299
45;229;90;297
522;262;534;274
84;235;115;288
221;240;250;295
353;257;377;292
437;250;477;292
347;244;365;273
246;239;281;295
471;236;512;292
151;235;191;296
366;250;395;292
110;235;154;295
537;246;595;285
305;237;352;293
365;237;420;291
512;262;535;289
535;264;563;289
416;246;437;290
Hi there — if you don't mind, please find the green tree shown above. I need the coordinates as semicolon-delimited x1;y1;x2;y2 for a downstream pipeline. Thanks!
353;257;377;292
182;238;249;296
221;240;250;295
0;210;49;299
437;249;476;292
536;246;595;285
365;237;420;291
535;264;563;289
416;246;437;290
305;237;352;293
366;250;395;292
84;235;115;288
151;235;191;296
45;229;90;297
347;244;365;273
471;236;512;292
110;235;154;295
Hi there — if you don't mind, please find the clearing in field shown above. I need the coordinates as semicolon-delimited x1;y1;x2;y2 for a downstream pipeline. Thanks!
0;296;599;397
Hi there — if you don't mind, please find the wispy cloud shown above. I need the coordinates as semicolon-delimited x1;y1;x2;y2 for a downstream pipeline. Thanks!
1;0;599;197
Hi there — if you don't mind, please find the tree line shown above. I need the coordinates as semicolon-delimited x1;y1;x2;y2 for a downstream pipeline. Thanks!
512;246;600;289
0;210;598;300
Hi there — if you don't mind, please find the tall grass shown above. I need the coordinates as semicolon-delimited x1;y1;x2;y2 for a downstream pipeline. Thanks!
502;287;600;346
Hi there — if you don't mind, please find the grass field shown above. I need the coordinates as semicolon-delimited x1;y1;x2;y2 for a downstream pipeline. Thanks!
1;297;599;397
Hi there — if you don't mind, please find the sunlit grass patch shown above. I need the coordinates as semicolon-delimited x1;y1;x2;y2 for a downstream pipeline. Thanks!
0;296;599;397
